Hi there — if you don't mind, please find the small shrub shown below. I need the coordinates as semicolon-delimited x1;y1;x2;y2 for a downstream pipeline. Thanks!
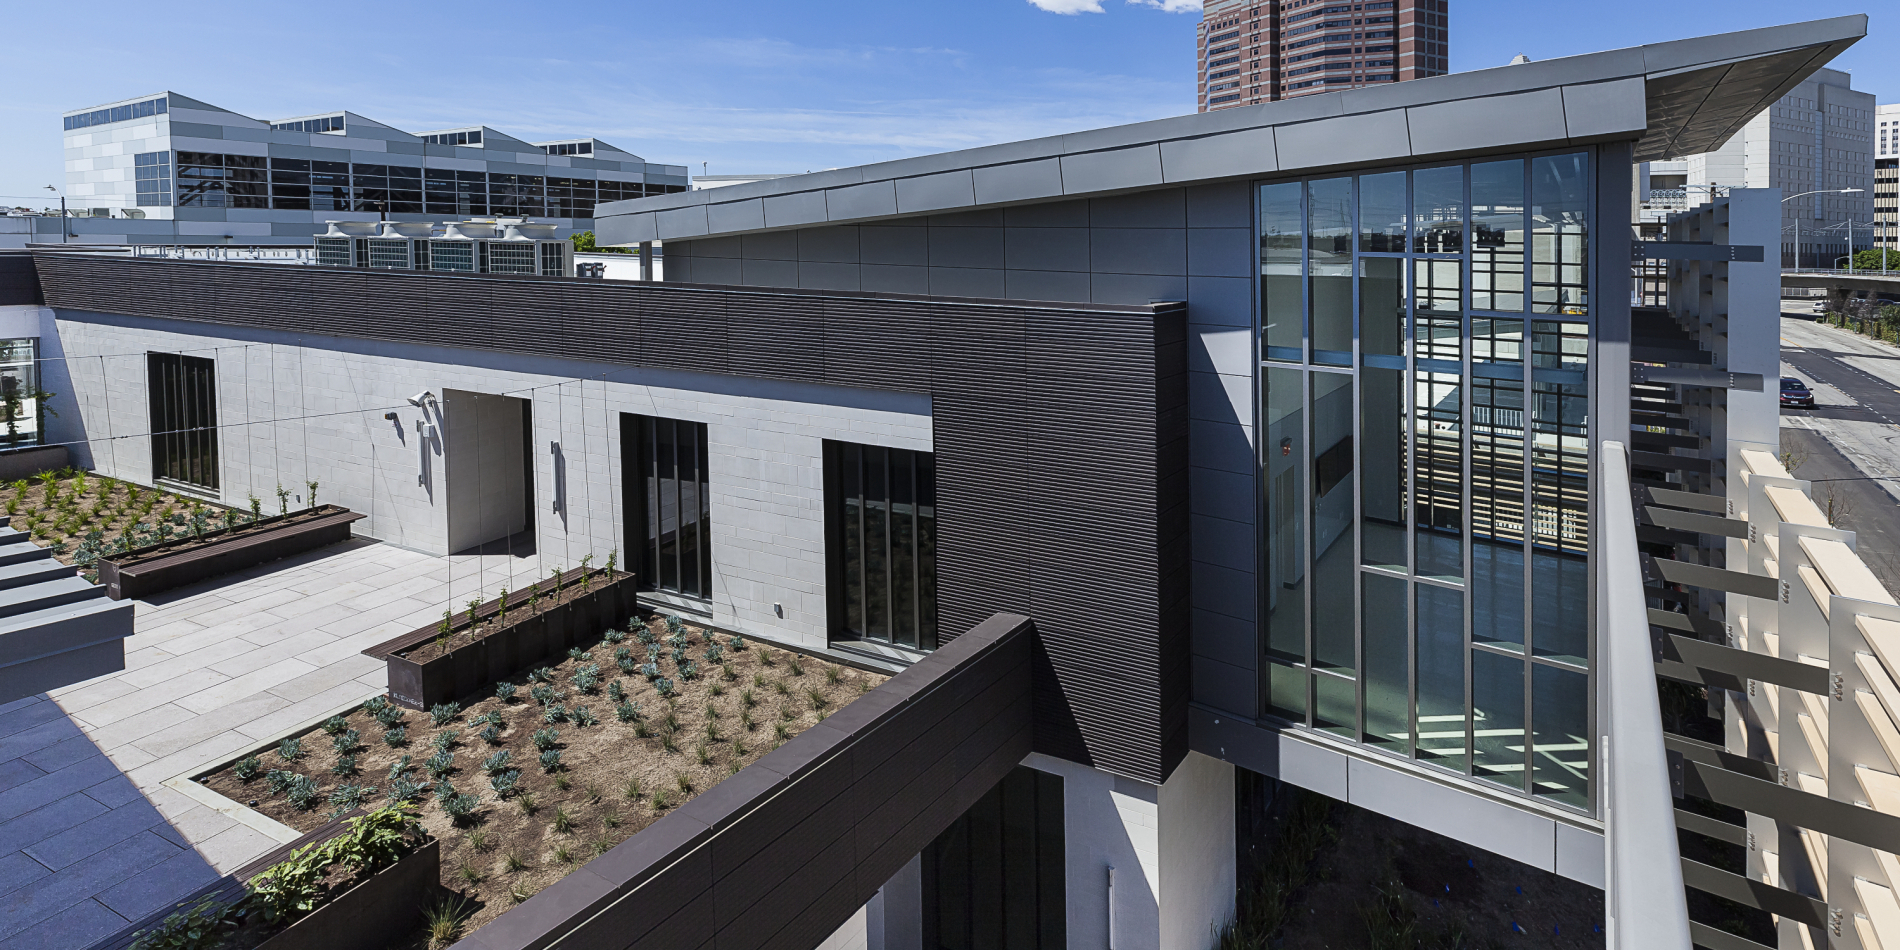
265;769;296;795
277;737;302;762
233;756;262;781
516;791;538;816
539;749;564;772
639;661;662;680
327;783;374;812
704;643;724;665
332;729;361;754
321;715;348;735
481;750;513;775
425;750;455;779
603;628;626;644
387;755;414;781
678;661;699;681
384;726;409;747
664;614;684;636
479;724;503;745
434;780;458;802
608;680;626;703
429;702;461;726
489;769;521;798
331;754;358;776
532;728;560;751
442;792;480;825
669;646;688;666
573;669;600;694
542;704;568;724
573;706;599;727
654;677;677;698
552;805;575;833
728;633;746;651
286;775;322;811
568;647;590;662
386;777;428;803
615;700;640;723
530;683;557;706
495;682;517;702
651;790;671;810
528;667;554;684
432;729;459;752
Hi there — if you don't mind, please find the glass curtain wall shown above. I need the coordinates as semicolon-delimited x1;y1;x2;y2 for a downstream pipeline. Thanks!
1256;151;1594;812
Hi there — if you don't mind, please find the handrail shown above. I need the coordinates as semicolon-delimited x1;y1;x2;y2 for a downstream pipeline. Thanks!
1602;440;1694;949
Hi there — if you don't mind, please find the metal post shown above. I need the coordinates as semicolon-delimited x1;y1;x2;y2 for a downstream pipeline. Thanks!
638;242;653;281
1600;440;1693;950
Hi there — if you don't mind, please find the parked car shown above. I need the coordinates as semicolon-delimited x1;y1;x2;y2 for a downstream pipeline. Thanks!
1780;377;1815;409
1813;300;1828;314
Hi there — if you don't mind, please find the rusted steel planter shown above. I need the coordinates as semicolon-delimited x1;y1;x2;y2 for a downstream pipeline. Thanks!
96;505;365;601
255;837;440;950
364;568;636;710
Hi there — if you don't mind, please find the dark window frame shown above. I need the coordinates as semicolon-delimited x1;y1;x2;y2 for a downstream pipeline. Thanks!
623;414;712;600
147;352;219;492
823;441;938;653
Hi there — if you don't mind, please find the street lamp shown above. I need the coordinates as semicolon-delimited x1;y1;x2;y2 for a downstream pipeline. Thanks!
1783;188;1864;269
42;185;66;243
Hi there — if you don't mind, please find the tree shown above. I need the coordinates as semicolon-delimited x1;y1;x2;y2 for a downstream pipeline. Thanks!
1852;248;1900;271
568;231;629;254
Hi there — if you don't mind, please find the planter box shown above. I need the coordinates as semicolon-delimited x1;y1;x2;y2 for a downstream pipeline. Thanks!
96;505;366;601
365;568;637;710
256;837;440;950
0;445;67;482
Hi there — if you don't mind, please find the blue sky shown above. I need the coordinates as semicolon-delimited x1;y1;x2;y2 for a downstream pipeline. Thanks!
0;0;1888;207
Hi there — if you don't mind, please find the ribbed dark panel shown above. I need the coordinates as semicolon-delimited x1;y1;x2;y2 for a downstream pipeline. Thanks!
29;253;1188;783
0;252;46;306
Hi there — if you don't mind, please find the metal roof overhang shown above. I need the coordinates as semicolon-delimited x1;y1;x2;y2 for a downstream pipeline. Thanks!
596;15;1865;246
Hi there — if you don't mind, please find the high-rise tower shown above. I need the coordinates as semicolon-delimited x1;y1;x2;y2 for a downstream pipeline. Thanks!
1197;0;1449;112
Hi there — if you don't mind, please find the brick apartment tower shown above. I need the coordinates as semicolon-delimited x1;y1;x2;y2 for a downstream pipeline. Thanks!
1197;0;1449;112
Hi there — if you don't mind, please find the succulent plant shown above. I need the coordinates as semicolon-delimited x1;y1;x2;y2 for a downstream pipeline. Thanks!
602;628;626;644
383;726;408;747
654;677;677;698
664;614;684;636
429;702;461;726
678;662;699;681
387;755;414;781
573;706;599;727
567;647;590;662
425;750;455;780
233;756;262;781
386;776;429;803
614;701;640;723
285;775;321;811
530;683;557;706
332;729;361;754
442;792;480;824
495;682;517;702
320;715;347;735
531;728;559;751
608;680;626;703
542;704;568;724
489;769;521;798
538;749;563;772
480;724;503;745
374;704;406;728
331;754;358;776
528;667;554;684
432;729;459;752
276;737;302;762
265;769;296;795
704;644;724;665
481;750;513;774
728;634;746;651
327;783;374;812
573;670;599;694
639;662;662;680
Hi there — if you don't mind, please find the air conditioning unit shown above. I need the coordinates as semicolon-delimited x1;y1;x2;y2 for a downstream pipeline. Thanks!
310;220;573;276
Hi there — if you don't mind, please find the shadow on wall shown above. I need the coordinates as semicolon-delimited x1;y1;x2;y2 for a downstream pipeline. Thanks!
35;311;93;472
0;694;224;950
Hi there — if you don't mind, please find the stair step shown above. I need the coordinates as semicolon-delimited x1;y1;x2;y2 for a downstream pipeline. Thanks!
0;528;28;546
0;558;75;592
0;576;104;619
0;541;53;568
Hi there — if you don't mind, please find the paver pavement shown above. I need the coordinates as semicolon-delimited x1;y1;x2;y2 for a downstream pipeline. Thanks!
0;537;539;949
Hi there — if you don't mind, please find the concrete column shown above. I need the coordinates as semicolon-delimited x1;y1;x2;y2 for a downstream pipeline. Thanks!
639;242;653;281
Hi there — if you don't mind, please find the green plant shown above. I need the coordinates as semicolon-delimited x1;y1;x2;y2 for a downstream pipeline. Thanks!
504;850;528;872
731;738;747;758
742;688;757;708
574;705;599;726
374;703;405;728
579;553;594;590
305;479;319;510
722;662;736;681
608;679;627;703
457;862;483;886
333;729;361;754
430;702;461;726
531;727;560;750
247;493;261;521
327;782;374;812
543;703;568;724
489;769;521;797
323;716;349;735
773;679;790;697
467;829;491;852
740;709;755;731
704;720;721;742
676;772;693;794
424;895;471;948
441;792;479;824
654;677;677;698
274;484;290;516
774;721;790;741
481;750;513;774
539;749;564;772
787;657;805;677
553;843;574;864
650;790;671;810
528;666;554;684
806;688;829;710
384;726;409;747
552;805;575;833
495;681;517;702
432;729;459;752
425;750;455;779
694;743;713;766
128;894;236;950
480;724;503;744
233;756;262;781
622;778;643;799
601;807;621;829
277;737;303;761
387;776;429;803
1214;791;1338;949
286;775;322;811
331;754;358;776
661;731;679;753
825;666;841;686
516;791;538;816
553;773;572;791
436;610;453;646
266;769;297;795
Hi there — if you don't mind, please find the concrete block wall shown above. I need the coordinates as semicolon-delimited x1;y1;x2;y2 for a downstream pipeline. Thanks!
666;182;1261;717
48;311;932;652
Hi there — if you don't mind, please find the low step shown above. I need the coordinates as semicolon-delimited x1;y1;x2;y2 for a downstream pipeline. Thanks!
0;541;54;568
0;528;29;546
0;575;104;619
0;558;76;593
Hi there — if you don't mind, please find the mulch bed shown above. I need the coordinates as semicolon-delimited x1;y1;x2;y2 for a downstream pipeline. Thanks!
201;614;885;943
1;469;239;572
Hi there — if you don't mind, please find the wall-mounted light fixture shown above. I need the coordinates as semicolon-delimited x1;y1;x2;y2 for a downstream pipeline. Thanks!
408;391;435;408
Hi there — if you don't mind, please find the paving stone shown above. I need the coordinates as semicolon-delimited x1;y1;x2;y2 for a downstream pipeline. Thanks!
0;755;124;821
82;703;197;756
0;716;85;766
81;774;144;809
22;734;108;775
174;658;316;716
192;822;279;874
93;847;221;922
0;757;47;794
0;793;109;855
24;801;169;871
0;698;68;741
0;850;50;895
43;676;140;714
160;803;240;848
0;897;127;950
0;830;179;941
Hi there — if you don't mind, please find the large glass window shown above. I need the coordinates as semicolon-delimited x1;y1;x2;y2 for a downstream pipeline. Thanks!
624;415;712;600
923;766;1065;950
148;353;219;491
0;340;42;448
1255;151;1594;813
824;442;938;652
134;151;172;208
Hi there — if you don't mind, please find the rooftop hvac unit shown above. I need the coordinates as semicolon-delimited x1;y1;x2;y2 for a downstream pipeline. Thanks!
310;219;574;276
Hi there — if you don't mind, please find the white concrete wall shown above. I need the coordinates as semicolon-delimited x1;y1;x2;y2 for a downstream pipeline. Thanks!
1157;752;1236;950
47;310;931;651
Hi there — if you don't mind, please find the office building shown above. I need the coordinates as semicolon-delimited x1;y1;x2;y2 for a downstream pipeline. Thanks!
14;16;1900;950
1196;0;1448;112
56;93;689;245
1878;102;1897;251
1683;67;1875;266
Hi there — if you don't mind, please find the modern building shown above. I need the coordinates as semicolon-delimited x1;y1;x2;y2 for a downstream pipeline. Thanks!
1195;0;1448;112
1682;67;1876;266
1878;103;1897;252
55;93;689;245
11;15;1893;950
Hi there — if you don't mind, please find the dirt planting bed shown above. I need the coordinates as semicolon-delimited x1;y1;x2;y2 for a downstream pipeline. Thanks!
202;614;886;943
1;468;239;574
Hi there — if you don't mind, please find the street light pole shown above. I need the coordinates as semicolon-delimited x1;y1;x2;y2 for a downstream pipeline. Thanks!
1782;188;1863;270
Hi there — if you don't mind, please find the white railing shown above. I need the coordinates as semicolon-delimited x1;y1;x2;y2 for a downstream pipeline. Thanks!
1602;440;1694;950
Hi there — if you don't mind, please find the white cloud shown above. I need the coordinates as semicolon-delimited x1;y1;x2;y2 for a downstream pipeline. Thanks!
1027;0;1106;13
1128;0;1201;10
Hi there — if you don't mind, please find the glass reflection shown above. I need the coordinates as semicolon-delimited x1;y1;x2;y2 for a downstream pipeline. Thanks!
1261;182;1304;361
1413;373;1462;581
1360;366;1407;571
1532;664;1590;808
1311;372;1355;672
1363;572;1409;753
1472;649;1525;789
1359;171;1407;252
1315;671;1356;739
1309;179;1354;364
1360;258;1404;358
1265;368;1306;664
1268;661;1307;721
1415;583;1466;767
1471;373;1526;651
1413;260;1462;363
1531;154;1589;314
1413;165;1464;253
1472;159;1526;311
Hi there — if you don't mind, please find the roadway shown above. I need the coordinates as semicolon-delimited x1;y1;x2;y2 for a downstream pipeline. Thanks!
1776;306;1900;593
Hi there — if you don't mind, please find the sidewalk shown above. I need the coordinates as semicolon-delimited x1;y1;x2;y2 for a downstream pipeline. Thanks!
0;538;539;950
